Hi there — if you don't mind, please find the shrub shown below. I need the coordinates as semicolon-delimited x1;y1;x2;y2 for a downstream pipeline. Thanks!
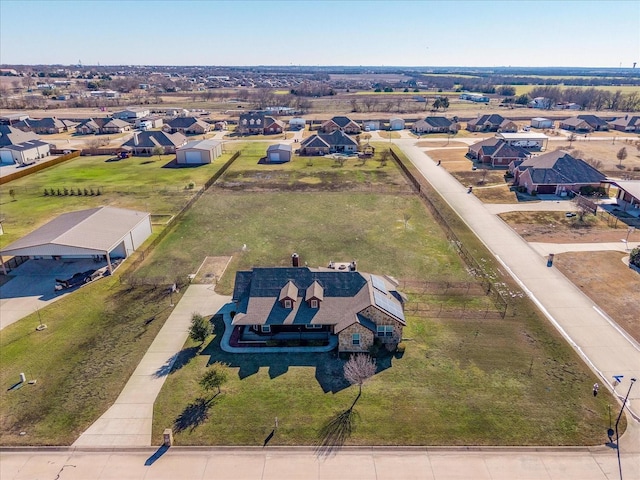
368;343;380;357
630;248;640;269
266;340;279;347
43;189;49;196
63;187;69;195
90;188;95;195
396;342;406;354
84;188;89;196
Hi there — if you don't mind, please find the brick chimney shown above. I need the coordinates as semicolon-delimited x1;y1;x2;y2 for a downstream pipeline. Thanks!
291;253;300;267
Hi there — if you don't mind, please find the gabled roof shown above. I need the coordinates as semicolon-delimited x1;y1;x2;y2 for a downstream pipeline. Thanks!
424;116;453;128
166;116;209;129
122;131;186;148
178;139;221;151
609;180;640;201
264;116;284;128
490;142;530;159
319;130;358;147
0;206;150;256
301;135;330;149
468;137;502;154
102;118;131;129
609;116;640;128
467;114;505;127
518;150;606;185
267;143;292;152
15;117;77;130
231;266;405;330
560;117;591;127
1;139;50;152
577;114;608;128
327;116;357;128
0;125;40;147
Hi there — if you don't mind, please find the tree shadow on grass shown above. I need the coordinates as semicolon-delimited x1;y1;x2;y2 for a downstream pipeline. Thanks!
154;346;200;377
173;396;218;433
315;394;361;458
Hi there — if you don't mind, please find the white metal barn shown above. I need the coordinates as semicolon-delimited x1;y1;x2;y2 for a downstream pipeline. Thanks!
530;117;554;129
176;139;223;164
265;144;292;163
0;206;152;274
389;118;405;130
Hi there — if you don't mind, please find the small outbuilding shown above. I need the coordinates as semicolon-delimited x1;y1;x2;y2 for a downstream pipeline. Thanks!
265;144;292;163
389;118;405;130
176;139;222;164
289;118;306;130
0;206;152;275
530;117;554;129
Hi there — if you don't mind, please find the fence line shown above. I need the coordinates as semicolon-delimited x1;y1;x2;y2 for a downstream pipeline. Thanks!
390;148;509;317
0;151;81;185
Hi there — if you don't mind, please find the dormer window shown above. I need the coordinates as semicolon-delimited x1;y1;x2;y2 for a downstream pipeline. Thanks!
284;299;292;309
310;299;318;309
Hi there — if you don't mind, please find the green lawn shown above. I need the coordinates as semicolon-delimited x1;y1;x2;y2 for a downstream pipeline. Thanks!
0;277;178;445
0;152;234;249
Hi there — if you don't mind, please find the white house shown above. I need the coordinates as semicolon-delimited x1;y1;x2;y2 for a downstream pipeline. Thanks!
530;117;554;129
176;139;223;164
389;118;405;130
0;140;50;165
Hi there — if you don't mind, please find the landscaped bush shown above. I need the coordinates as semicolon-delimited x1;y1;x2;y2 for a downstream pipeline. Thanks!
630;247;640;269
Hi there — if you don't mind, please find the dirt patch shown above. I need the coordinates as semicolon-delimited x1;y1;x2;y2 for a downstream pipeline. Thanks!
554;251;640;343
499;211;627;243
474;185;519;203
193;256;232;284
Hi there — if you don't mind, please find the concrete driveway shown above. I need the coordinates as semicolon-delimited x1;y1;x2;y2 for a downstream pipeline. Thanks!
0;258;107;330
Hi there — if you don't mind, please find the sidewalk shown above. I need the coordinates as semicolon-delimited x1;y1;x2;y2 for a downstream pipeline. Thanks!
73;285;230;447
395;139;640;422
0;445;637;480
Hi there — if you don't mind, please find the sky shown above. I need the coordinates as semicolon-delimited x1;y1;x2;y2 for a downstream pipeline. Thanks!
1;0;639;68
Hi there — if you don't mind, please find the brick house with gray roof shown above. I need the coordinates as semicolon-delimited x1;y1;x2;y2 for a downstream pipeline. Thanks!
320;116;361;134
121;131;186;155
163;116;211;135
231;263;406;353
299;130;358;156
413;116;457;134
466;114;517;132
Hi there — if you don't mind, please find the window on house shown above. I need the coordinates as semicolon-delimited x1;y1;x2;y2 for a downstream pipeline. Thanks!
310;299;318;309
377;325;394;337
352;333;360;346
261;325;271;333
284;299;292;309
306;324;322;329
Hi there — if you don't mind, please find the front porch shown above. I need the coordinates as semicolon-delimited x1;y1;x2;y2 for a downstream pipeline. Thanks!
233;324;334;348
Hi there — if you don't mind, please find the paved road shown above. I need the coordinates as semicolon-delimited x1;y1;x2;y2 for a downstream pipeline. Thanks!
1;444;639;480
73;285;231;447
528;241;640;256
394;139;640;423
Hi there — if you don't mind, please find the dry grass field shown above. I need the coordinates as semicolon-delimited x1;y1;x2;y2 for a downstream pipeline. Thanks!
555;251;640;343
550;139;640;175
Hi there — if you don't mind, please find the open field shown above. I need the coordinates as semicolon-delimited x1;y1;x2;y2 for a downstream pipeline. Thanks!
499;211;628;243
0;152;233;248
512;84;640;96
552;140;640;175
555;251;640;343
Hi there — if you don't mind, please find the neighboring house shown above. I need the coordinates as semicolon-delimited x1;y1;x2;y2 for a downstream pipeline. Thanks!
165;108;190;117
100;118;132;134
75;118;101;135
289;118;306;130
265;144;292;163
466;114;516;132
473;139;530;167
298;130;358;155
512;150;606;195
14;117;77;134
530;117;554;129
238;112;266;135
413;116;456;134
0;139;51;165
320;116;361;134
263;116;285;135
112;108;150;120
389;118;405;130
231;262;406;353
121;131;187;155
459;93;490;102
163;116;211;135
609;116;640;132
176;139;222;164
560;115;609;132
214;121;228;131
0;124;40;147
467;137;501;160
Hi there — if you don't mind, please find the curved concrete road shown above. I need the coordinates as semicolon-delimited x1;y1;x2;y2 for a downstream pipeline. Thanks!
394;138;640;423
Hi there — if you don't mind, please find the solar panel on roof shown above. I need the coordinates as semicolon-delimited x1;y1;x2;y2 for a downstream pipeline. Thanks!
373;290;405;321
371;275;388;294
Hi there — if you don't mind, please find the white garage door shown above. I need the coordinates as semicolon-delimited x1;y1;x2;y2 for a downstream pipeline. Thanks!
0;150;14;164
269;152;280;162
185;151;202;164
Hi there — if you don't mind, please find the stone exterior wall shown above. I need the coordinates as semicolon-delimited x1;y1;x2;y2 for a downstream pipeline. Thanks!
359;306;403;344
338;323;374;353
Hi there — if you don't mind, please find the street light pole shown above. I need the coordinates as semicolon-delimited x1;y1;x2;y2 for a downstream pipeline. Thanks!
614;377;637;480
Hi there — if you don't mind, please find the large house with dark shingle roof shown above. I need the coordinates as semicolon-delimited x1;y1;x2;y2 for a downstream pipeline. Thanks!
471;139;530;167
14;117;77;134
0;125;50;165
163;116;211;135
320;116;361;134
231;263;406;353
512;150;606;195
298;130;358;156
412;116;457;134
609;116;640;133
121;131;187;155
466;114;517;133
560;115;609;132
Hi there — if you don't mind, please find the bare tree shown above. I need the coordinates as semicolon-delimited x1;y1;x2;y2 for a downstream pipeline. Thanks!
568;133;576;147
343;354;376;396
617;147;627;168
